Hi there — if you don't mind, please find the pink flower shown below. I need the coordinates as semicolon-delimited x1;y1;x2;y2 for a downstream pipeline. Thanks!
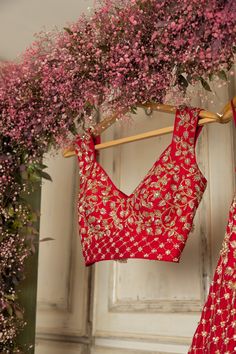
129;15;138;25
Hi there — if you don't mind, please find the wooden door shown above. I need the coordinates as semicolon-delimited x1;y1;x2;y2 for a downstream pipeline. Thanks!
36;83;235;354
91;89;236;353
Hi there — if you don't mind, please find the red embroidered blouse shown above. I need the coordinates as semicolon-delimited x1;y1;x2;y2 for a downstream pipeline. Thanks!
75;106;207;266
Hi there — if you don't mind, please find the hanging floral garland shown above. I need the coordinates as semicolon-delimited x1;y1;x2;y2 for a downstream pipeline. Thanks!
0;0;235;352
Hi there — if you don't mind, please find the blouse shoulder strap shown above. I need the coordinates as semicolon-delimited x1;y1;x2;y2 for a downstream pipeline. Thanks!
171;106;203;156
74;128;99;175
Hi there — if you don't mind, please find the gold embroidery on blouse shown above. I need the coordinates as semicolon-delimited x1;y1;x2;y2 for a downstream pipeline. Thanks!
76;108;207;264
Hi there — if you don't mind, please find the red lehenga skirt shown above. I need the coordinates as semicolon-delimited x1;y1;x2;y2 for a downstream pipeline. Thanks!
188;195;236;353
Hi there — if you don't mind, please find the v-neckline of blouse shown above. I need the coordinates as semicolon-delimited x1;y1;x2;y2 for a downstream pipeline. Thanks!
91;143;171;199
82;107;200;200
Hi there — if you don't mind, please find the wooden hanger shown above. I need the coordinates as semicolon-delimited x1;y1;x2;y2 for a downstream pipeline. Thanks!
62;96;236;157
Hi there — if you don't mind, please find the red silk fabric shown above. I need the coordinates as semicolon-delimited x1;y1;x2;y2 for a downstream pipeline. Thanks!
75;107;207;266
189;100;236;353
189;196;236;353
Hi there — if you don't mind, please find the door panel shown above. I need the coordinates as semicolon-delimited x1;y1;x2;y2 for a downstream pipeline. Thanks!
92;95;235;353
36;150;90;352
36;87;235;353
36;339;86;354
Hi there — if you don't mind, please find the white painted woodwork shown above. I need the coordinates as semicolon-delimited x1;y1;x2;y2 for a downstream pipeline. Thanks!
92;340;189;354
36;77;235;354
35;339;85;354
36;149;89;340
92;86;236;353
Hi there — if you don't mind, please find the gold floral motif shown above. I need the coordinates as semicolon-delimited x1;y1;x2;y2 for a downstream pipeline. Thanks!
75;108;208;265
189;196;236;353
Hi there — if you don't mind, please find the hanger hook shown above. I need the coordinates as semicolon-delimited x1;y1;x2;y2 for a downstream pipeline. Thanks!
216;112;228;124
144;106;153;116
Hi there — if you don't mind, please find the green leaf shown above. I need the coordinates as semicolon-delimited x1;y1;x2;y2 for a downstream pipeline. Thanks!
209;73;214;81
37;170;53;181
217;70;227;81
186;74;193;83
27;164;35;172
12;219;23;229
64;27;73;35
29;173;41;182
8;205;15;217
5;293;17;301
85;101;95;109
130;106;137;114
178;74;189;89
39;237;55;242
69;122;78;135
33;162;48;170
22;151;29;162
200;78;212;92
6;303;13;316
28;211;38;223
